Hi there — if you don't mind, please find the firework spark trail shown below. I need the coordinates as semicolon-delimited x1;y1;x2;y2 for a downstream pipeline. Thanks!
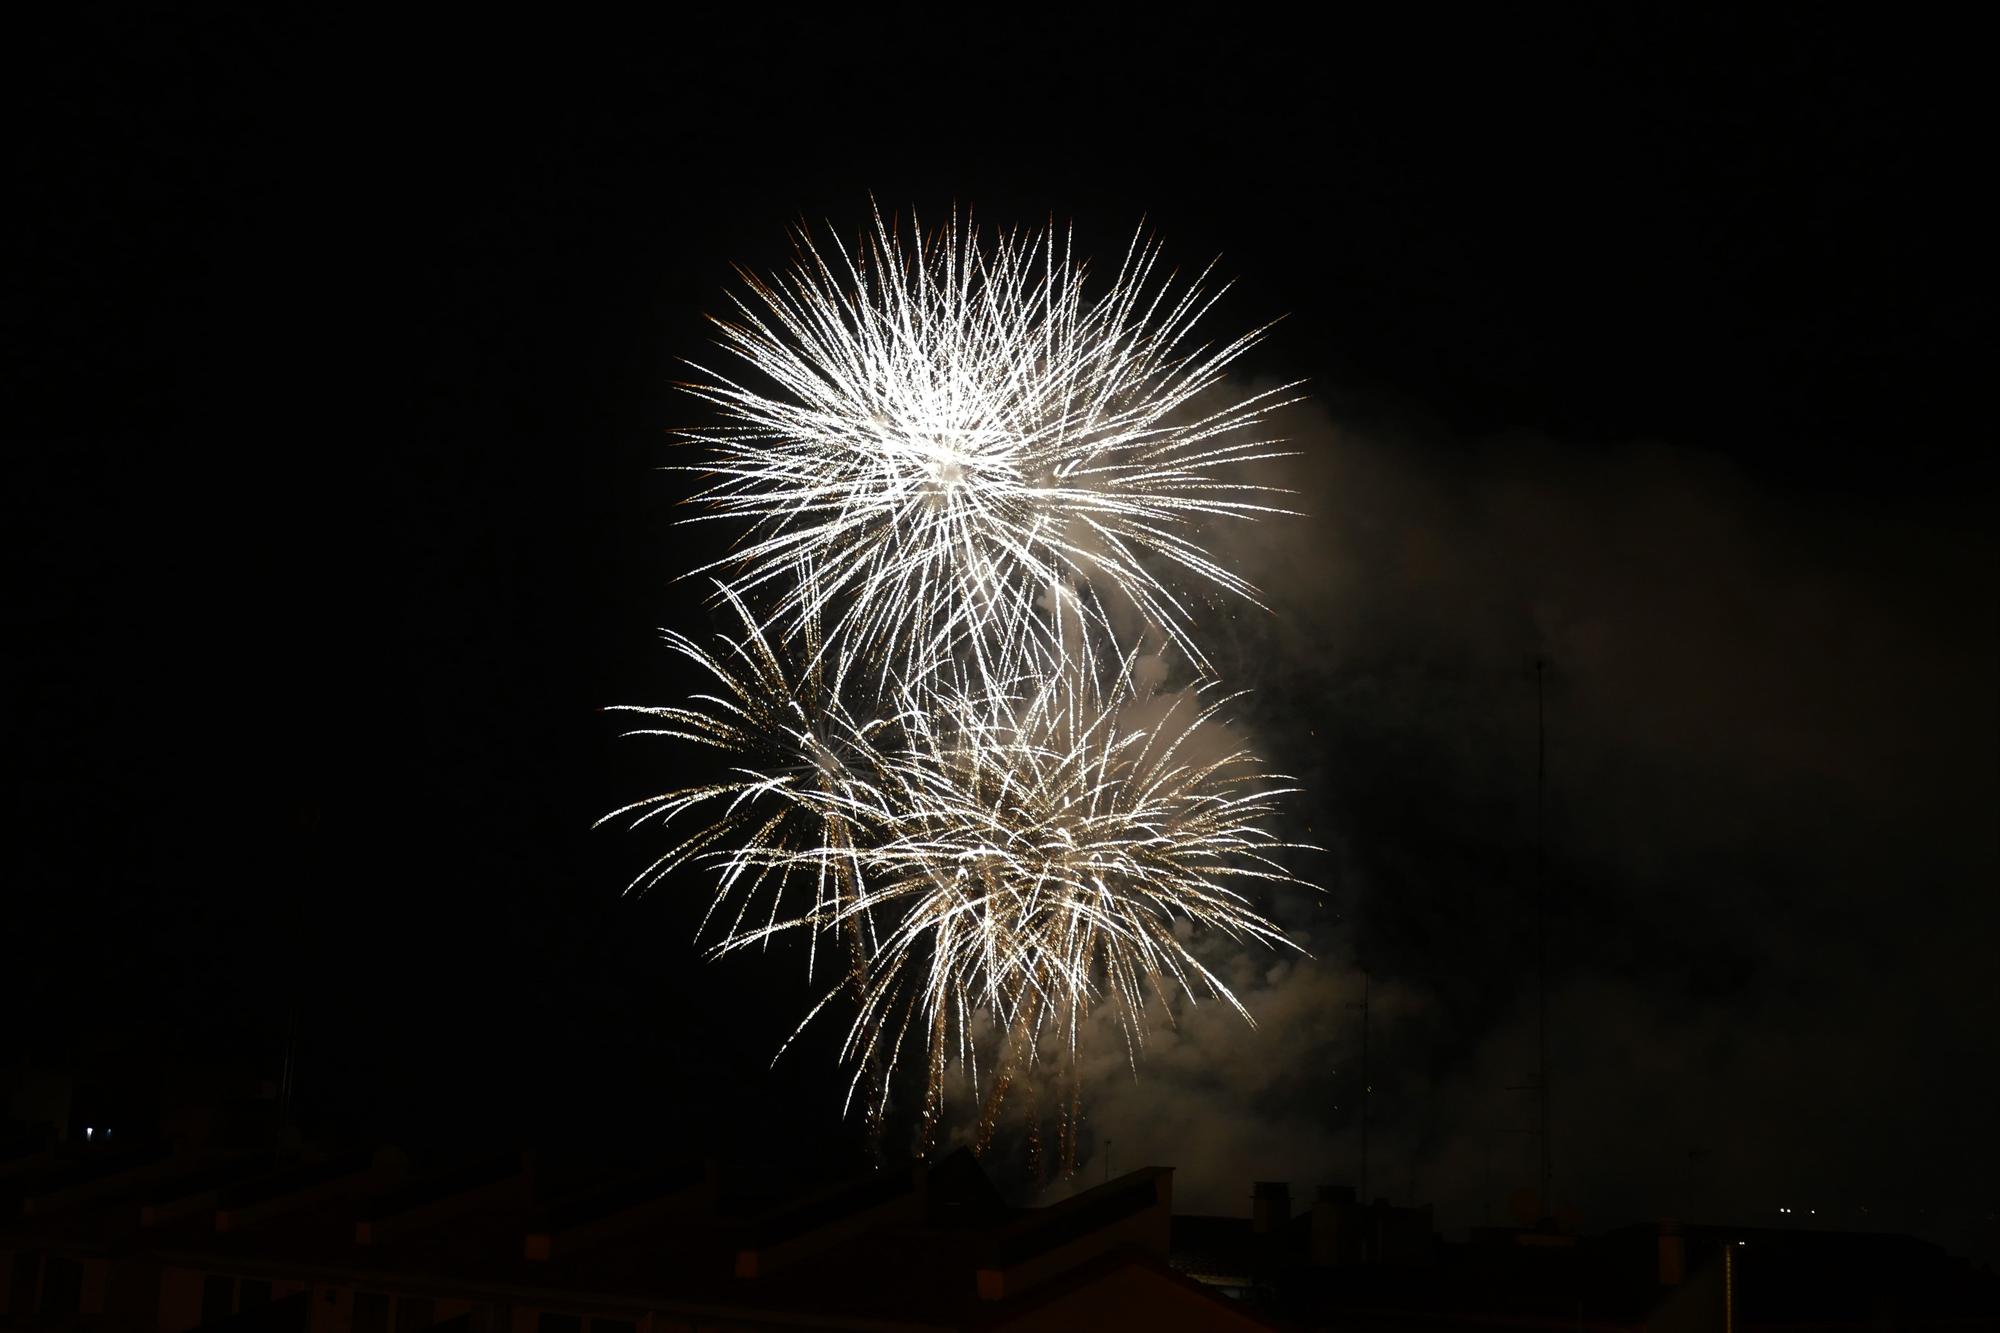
613;207;1314;1159
678;204;1306;687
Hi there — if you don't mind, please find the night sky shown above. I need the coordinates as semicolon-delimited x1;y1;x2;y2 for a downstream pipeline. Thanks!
10;7;1992;1262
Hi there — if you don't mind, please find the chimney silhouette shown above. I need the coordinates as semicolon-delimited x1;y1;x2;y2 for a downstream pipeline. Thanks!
1252;1181;1291;1234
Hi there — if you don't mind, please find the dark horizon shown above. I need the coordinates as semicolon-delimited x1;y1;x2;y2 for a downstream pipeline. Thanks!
8;4;1992;1275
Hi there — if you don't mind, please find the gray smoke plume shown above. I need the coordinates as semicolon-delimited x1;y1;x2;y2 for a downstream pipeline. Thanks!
1047;399;1997;1264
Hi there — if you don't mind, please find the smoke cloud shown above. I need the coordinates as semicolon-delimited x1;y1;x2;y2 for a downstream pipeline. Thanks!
1065;401;1998;1261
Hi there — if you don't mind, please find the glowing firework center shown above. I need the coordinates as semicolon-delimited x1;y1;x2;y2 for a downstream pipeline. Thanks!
607;207;1310;1167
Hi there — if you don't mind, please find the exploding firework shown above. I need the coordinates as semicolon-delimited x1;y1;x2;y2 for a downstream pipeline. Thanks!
613;208;1312;1164
822;653;1306;1157
678;204;1304;685
617;641;1306;1161
598;582;888;986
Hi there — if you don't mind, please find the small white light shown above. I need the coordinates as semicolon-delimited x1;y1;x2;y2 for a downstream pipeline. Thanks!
85;1126;94;1138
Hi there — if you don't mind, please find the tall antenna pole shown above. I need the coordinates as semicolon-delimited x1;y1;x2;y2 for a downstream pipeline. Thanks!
1349;973;1371;1202
279;1002;299;1128
1535;658;1552;1220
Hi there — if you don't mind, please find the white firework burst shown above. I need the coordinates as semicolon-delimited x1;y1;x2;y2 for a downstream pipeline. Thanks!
598;583;888;984
610;207;1317;1162
679;203;1303;685
782;651;1307;1145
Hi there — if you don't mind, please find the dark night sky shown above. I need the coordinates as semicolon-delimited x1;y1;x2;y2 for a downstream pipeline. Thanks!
8;5;1993;1257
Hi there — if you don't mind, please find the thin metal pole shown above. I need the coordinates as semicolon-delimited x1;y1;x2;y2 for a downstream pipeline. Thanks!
1536;658;1552;1220
279;1003;299;1127
1349;973;1371;1202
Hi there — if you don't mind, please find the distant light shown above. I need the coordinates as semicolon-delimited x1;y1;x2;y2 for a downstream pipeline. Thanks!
85;1126;93;1138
